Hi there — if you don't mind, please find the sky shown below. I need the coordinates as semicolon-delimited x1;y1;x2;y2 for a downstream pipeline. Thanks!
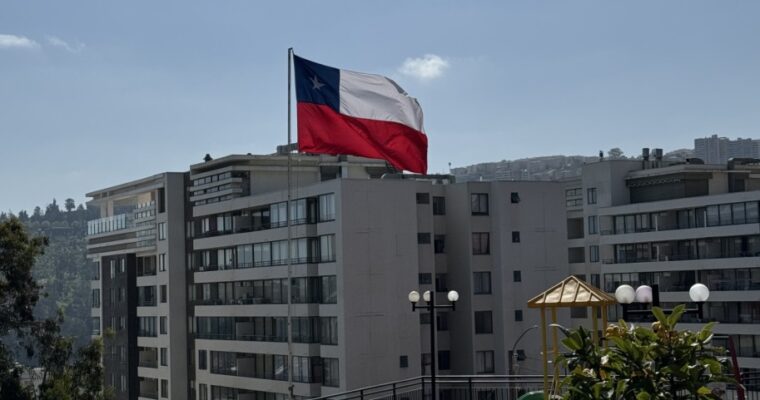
2;1;760;213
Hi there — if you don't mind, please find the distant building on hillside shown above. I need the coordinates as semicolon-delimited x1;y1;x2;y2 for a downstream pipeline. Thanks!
695;134;760;164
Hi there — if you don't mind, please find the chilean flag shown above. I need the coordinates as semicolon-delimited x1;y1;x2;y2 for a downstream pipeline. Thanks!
294;55;428;174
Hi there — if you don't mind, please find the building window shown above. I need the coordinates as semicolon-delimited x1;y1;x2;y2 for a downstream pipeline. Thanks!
435;274;448;292
476;351;495;374
92;289;100;308
416;193;430;204
118;288;125;302
419;273;432;285
400;355;408;368
511;192;520;203
417;233;431;244
322;358;339;387
161;285;167;303
438;350;451;370
434;235;445;254
513;270;522;282
198;350;207;370
512;231;520;243
160;348;168;366
121;375;126;392
472;233;490;255
92;262;100;280
110;260;116;279
473;272;491;294
437;313;449;331
474;311;493;334
433;197;446;215
590;245;600;263
92;317;101;336
160;317;167;335
515;310;523;321
318;193;336;222
588;216;598;235
199;384;208;400
158;253;166;272
587;188;597;205
471;193;489;215
158;222;166;240
120;258;126;273
161;379;168;398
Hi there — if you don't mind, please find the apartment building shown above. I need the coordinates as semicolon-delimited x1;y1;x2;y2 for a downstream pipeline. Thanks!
87;150;570;399
695;134;760;165
87;173;189;400
566;153;760;374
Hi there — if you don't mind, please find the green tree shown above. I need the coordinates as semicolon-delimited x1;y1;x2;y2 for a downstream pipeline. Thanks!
557;305;735;399
64;199;76;213
0;218;109;400
607;148;625;159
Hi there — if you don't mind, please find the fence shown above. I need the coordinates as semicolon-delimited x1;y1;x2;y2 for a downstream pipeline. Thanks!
309;374;760;400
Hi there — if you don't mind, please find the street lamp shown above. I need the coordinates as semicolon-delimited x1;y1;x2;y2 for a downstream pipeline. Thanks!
408;289;459;400
614;283;710;320
508;325;539;376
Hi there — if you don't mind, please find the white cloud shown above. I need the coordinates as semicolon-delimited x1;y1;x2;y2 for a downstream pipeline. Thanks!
46;36;85;53
399;54;450;80
0;34;39;50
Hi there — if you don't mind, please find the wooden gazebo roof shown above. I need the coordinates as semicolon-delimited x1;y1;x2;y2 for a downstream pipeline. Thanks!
527;275;616;308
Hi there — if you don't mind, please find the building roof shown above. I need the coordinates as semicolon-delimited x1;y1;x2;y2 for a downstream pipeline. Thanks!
527;275;616;308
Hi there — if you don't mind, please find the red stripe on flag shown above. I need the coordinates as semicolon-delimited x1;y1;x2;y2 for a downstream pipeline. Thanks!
297;103;428;174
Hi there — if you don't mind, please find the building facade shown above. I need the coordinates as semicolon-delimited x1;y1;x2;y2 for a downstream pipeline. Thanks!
87;151;570;399
87;173;189;400
694;134;760;165
566;155;760;374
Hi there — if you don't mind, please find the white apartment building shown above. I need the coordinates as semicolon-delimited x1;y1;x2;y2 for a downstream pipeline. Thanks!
566;153;760;375
86;150;571;400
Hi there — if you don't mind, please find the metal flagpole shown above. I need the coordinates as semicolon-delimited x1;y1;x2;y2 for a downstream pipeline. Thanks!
286;47;295;400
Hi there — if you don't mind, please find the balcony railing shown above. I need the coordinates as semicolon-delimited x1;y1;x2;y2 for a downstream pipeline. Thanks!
308;375;760;400
87;214;132;236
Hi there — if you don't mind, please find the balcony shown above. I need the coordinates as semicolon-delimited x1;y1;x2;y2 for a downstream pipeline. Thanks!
138;347;158;368
138;377;158;399
87;214;132;236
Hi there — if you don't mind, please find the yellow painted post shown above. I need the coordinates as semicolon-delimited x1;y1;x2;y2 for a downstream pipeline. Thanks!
551;307;560;395
592;306;599;345
541;308;548;400
601;305;609;348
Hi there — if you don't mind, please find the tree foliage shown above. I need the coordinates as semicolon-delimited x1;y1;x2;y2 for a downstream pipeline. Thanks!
557;305;735;399
0;217;109;399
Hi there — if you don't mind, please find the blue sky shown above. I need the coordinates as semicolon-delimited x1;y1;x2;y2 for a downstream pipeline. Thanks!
2;1;760;212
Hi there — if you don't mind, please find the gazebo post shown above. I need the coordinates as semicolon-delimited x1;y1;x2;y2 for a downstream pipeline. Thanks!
592;306;599;345
540;307;548;400
551;307;560;394
601;305;609;348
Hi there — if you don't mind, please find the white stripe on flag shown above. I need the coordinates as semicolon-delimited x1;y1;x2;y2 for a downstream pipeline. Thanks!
339;69;424;132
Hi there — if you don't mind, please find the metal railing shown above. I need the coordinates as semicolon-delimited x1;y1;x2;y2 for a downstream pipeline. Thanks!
308;375;760;400
309;375;551;400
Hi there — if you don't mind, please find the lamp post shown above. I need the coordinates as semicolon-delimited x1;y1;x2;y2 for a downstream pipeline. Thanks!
408;289;459;400
614;283;710;321
508;325;538;400
508;325;539;376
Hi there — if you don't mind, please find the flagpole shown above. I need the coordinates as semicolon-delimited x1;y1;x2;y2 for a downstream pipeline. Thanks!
286;47;295;400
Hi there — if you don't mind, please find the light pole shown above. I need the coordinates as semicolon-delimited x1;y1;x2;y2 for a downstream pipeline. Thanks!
508;325;539;376
408;289;459;400
508;325;538;400
614;283;710;321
